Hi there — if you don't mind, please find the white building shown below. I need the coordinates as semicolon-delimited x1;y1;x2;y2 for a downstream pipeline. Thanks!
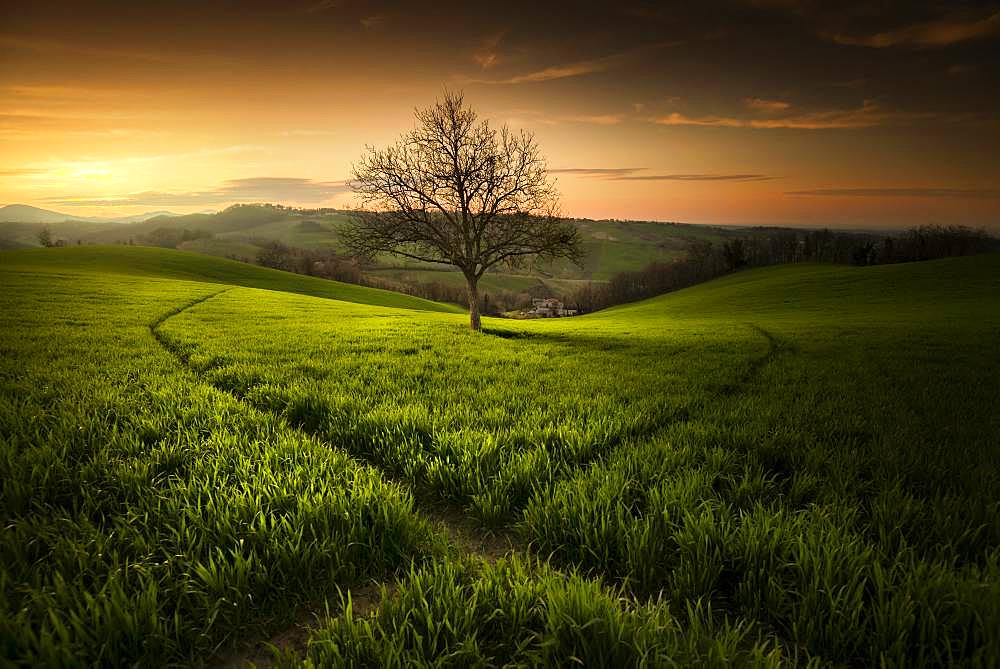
529;298;577;317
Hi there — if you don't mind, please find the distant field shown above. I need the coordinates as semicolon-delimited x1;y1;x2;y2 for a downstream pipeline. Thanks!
0;206;741;285
365;265;592;297
2;247;998;666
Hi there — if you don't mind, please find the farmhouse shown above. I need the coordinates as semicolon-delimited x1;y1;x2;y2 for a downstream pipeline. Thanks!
529;297;577;318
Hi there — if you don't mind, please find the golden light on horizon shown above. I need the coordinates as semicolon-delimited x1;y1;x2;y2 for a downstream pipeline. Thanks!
1;1;998;228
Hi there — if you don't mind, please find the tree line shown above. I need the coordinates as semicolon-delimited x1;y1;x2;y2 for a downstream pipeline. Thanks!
139;227;213;249
255;241;366;284
568;225;999;314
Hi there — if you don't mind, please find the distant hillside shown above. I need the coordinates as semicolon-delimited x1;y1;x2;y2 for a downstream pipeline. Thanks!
0;204;186;225
0;220;119;246
0;245;462;313
0;203;767;298
596;252;1000;325
0;204;87;224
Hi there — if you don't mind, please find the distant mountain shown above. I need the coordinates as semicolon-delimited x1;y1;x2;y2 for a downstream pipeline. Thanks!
0;204;87;224
0;204;183;224
106;210;184;223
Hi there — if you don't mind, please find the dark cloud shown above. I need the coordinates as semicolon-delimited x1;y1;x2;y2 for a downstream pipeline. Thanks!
744;97;792;113
45;177;349;207
550;168;646;177
459;41;679;85
217;177;349;200
655;101;944;129
830;9;1000;48
6;1;999;121
787;187;1000;198
303;0;342;13
552;168;774;181
473;31;506;69
615;173;775;182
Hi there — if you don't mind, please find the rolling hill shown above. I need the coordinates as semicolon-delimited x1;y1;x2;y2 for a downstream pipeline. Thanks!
0;204;186;224
2;245;998;665
0;245;462;313
0;204;745;290
589;252;1000;324
0;204;88;224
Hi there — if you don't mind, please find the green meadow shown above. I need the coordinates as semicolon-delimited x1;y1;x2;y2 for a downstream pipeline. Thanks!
2;246;998;666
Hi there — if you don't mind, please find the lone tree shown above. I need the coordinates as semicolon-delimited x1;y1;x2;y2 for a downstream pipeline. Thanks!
37;227;54;248
344;91;581;330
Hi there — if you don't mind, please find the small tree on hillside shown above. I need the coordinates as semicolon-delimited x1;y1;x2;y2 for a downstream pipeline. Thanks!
37;227;54;248
344;91;581;330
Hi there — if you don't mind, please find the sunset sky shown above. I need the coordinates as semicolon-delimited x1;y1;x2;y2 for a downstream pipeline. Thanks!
2;0;999;228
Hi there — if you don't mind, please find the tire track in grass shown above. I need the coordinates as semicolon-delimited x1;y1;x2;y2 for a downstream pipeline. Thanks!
149;287;232;331
148;290;525;668
151;299;793;667
711;324;793;398
151;303;786;570
151;290;525;563
214;580;395;669
149;287;232;360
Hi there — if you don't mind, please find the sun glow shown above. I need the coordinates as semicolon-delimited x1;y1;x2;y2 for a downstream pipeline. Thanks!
0;2;997;227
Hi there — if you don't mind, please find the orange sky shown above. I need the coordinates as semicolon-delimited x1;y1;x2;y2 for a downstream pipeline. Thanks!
2;1;999;229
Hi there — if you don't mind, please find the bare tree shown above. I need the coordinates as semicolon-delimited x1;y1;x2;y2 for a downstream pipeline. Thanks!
37;227;54;248
344;91;581;330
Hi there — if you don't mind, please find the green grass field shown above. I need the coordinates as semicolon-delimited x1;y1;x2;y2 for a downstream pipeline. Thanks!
1;246;460;313
2;247;998;666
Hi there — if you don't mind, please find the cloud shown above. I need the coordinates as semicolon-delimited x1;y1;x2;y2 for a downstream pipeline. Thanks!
615;173;774;182
0;85;184;139
278;128;338;137
0;167;45;177
360;14;385;29
474;51;500;69
558;114;624;125
214;177;349;200
499;109;626;127
303;0;341;13
473;31;506;69
744;97;792;113
551;168;774;182
473;55;620;84
45;177;350;207
550;168;646;177
19;146;266;177
655;100;934;129
786;187;1000;198
831;10;1000;48
0;34;175;63
462;42;677;85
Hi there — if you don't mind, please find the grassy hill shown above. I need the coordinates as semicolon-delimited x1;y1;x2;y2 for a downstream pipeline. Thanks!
588;252;1000;324
0;245;462;312
2;249;997;665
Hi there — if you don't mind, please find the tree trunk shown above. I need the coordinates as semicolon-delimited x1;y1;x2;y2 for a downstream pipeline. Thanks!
466;276;481;331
